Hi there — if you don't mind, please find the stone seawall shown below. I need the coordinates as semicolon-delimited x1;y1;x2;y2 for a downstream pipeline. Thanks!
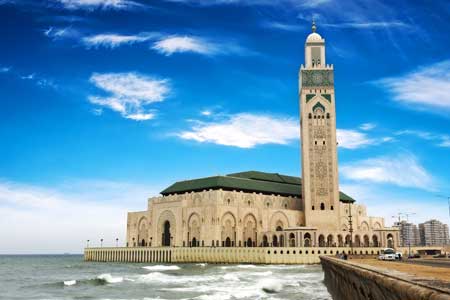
84;246;382;264
320;256;450;300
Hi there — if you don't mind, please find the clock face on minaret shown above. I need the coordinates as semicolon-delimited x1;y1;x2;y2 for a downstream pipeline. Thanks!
299;22;340;230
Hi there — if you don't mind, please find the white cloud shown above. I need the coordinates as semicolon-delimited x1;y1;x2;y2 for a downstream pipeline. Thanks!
44;26;80;40
89;72;170;121
359;122;376;131
20;73;35;80
152;36;215;56
375;60;450;113
322;21;410;29
336;128;390;149
262;21;303;32
0;66;11;73
83;32;158;48
0;179;158;254
56;0;142;10
200;110;212;116
178;113;299;148
165;0;330;7
340;153;435;191
395;129;450;148
152;35;253;56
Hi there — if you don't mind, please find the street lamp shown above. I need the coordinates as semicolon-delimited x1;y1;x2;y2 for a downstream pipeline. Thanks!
116;238;119;247
347;202;354;255
100;238;103;248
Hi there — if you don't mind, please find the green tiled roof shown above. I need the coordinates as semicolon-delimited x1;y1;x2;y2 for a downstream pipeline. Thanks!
160;170;355;203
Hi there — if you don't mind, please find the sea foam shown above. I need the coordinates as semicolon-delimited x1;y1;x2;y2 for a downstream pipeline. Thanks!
142;265;180;271
97;273;124;284
63;280;76;286
258;278;283;293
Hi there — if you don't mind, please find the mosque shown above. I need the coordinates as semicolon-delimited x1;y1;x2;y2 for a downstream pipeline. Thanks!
125;22;399;252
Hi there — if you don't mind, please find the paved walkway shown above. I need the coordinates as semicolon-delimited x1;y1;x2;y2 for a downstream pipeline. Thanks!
351;258;450;291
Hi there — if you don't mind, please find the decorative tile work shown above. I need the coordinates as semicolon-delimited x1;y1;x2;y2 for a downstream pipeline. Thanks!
301;70;334;87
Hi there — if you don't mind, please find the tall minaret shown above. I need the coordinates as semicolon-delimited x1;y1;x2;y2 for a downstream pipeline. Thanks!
299;21;340;229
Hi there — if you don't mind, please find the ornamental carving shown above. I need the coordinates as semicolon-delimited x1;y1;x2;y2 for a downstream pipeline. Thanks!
301;70;334;87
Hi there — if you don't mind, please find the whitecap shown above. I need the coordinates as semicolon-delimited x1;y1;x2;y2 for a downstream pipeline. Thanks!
63;280;76;286
196;263;207;267
97;273;124;284
222;273;239;281
259;278;283;293
142;265;180;271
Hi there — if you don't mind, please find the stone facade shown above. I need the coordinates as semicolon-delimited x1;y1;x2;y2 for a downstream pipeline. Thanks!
125;23;399;254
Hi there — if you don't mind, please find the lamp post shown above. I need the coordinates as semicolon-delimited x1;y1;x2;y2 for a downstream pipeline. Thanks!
348;202;354;255
116;238;119;247
100;238;103;248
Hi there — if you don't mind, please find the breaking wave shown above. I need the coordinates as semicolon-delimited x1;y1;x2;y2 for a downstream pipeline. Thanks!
96;273;124;284
63;280;76;286
258;278;283;293
142;265;180;271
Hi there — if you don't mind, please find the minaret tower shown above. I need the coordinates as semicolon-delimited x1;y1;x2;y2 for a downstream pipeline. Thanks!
299;21;340;229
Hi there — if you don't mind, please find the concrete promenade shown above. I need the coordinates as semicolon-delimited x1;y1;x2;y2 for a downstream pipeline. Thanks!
321;256;450;300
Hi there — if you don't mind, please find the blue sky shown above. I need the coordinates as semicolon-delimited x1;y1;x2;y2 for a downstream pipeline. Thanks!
0;0;449;253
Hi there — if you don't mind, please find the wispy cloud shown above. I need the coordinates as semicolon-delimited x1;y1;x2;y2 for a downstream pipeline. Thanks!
359;123;376;131
262;21;303;32
44;26;80;40
165;0;330;7
180;113;390;149
89;72;170;121
395;129;450;148
178;113;299;148
0;66;11;73
56;0;142;10
340;153;435;191
336;128;390;149
152;35;254;56
321;21;410;29
374;60;450;114
0;179;156;254
83;32;159;48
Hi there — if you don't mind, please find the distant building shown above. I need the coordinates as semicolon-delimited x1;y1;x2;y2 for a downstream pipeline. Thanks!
396;221;420;247
419;219;450;246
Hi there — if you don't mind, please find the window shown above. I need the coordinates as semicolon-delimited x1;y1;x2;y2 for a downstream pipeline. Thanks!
312;206;315;210
315;141;317;145
308;113;312;119
323;141;325;145
320;203;325;210
331;205;334;210
327;113;330;119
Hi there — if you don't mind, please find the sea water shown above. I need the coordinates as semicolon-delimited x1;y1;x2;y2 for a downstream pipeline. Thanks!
0;255;331;300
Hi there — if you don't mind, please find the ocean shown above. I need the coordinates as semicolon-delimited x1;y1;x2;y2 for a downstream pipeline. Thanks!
0;255;332;300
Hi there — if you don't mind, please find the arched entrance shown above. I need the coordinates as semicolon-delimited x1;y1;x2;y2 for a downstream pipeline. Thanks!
354;235;361;247
337;235;343;247
247;238;253;247
225;237;232;247
345;234;351;246
318;235;325;247
372;235;379;247
304;233;311;247
279;235;284;247
327;234;333;247
262;235;268;247
289;233;295;247
272;235;278;247
363;235;370;247
162;221;171;246
387;234;394;248
191;237;197;247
